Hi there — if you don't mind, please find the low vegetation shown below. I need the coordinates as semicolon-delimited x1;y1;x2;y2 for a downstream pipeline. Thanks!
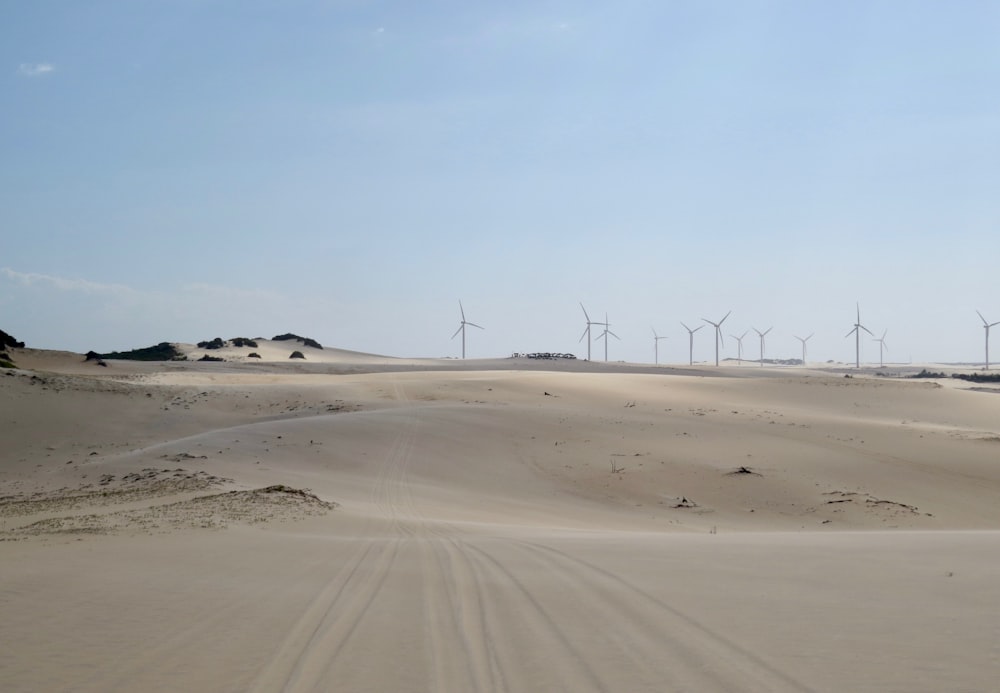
198;354;225;362
197;337;226;350
92;342;186;361
909;368;1000;383
1;328;24;350
273;333;323;349
289;350;306;359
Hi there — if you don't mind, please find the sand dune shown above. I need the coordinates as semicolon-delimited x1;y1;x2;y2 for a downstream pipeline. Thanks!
3;347;1000;691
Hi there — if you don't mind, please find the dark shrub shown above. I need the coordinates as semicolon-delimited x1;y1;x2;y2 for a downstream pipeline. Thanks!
1;328;25;349
248;352;261;359
96;342;183;361
197;337;226;350
231;337;259;348
198;354;225;362
289;350;306;360
273;333;323;350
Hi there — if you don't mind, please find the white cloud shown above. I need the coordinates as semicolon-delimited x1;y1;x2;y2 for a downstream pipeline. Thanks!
1;268;134;296
17;62;55;77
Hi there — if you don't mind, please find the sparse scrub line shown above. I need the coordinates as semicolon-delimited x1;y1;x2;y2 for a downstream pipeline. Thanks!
910;369;1000;383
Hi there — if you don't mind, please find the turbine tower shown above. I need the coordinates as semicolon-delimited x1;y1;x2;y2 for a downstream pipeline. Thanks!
977;310;1000;370
794;333;813;366
451;301;483;359
702;310;731;367
845;304;873;368
652;328;668;365
872;329;888;368
680;321;703;366
753;326;773;367
579;303;606;361
595;313;620;362
731;331;749;366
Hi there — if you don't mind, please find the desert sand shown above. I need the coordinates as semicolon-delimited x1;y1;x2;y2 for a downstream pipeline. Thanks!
3;340;1000;692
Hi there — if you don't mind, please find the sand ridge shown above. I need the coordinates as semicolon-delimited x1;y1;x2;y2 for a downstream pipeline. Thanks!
3;347;1000;691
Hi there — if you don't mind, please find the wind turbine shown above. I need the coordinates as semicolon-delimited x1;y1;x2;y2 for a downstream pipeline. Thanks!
753;326;773;367
680;321;704;365
451;301;483;359
652;328;668;365
595;313;620;362
977;311;1000;370
872;329;888;368
794;333;813;366
845;304;873;368
731;331;749;366
702;310;731;367
579;303;606;361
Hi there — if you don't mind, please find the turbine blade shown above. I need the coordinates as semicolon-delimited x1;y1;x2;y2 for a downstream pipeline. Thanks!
720;310;731;325
806;333;814;341
763;327;773;336
845;328;857;338
991;322;1000;329
977;309;987;325
580;302;591;322
861;325;874;337
467;322;484;330
609;330;621;340
451;325;463;339
680;321;691;332
579;327;589;343
693;325;704;333
459;301;465;321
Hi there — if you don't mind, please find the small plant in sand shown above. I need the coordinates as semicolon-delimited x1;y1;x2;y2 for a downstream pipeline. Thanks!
610;459;625;474
289;350;306;360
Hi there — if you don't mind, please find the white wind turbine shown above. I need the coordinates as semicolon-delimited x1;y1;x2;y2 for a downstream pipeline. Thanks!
872;329;888;368
451;301;483;359
579;303;606;361
794;333;813;366
702;310;731;367
731;330;749;366
652;328;668;365
595;313;620;362
845;304;873;368
680;321;704;366
753;326;773;367
977;310;1000;370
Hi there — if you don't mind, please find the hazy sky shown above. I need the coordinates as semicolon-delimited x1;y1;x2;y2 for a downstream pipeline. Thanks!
3;1;999;364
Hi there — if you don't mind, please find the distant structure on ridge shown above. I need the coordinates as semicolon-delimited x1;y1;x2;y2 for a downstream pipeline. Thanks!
977;310;999;370
795;333;813;367
680;321;703;366
845;304;873;368
451;301;483;359
753;326;773;367
652;328;667;365
579;303;606;362
702;311;731;367
594;313;620;362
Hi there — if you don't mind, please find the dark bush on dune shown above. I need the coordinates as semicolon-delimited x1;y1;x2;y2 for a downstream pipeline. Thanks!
1;328;25;350
247;352;261;359
198;354;225;362
231;337;259;348
95;342;186;361
273;333;323;350
197;337;226;350
289;350;306;360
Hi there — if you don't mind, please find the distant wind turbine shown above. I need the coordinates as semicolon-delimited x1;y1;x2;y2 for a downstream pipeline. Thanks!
680;321;704;366
579;303;606;362
702;310;731;367
595;313;620;362
977;310;1000;370
731;331;749;366
794;333;813;366
753;326;773;367
845;304;873;368
451;301;483;359
872;329;888;368
652;328;668;365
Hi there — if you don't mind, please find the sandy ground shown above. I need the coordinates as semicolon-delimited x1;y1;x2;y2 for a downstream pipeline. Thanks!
3;344;1000;691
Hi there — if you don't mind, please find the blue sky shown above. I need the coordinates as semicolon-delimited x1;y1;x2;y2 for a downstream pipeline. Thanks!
2;1;999;364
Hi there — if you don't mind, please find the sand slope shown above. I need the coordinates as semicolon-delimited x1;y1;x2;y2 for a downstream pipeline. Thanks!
3;350;1000;691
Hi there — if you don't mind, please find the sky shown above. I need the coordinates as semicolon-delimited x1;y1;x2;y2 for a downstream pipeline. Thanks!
2;1;999;365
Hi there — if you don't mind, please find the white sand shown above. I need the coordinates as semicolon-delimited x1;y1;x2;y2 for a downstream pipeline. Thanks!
3;346;1000;691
